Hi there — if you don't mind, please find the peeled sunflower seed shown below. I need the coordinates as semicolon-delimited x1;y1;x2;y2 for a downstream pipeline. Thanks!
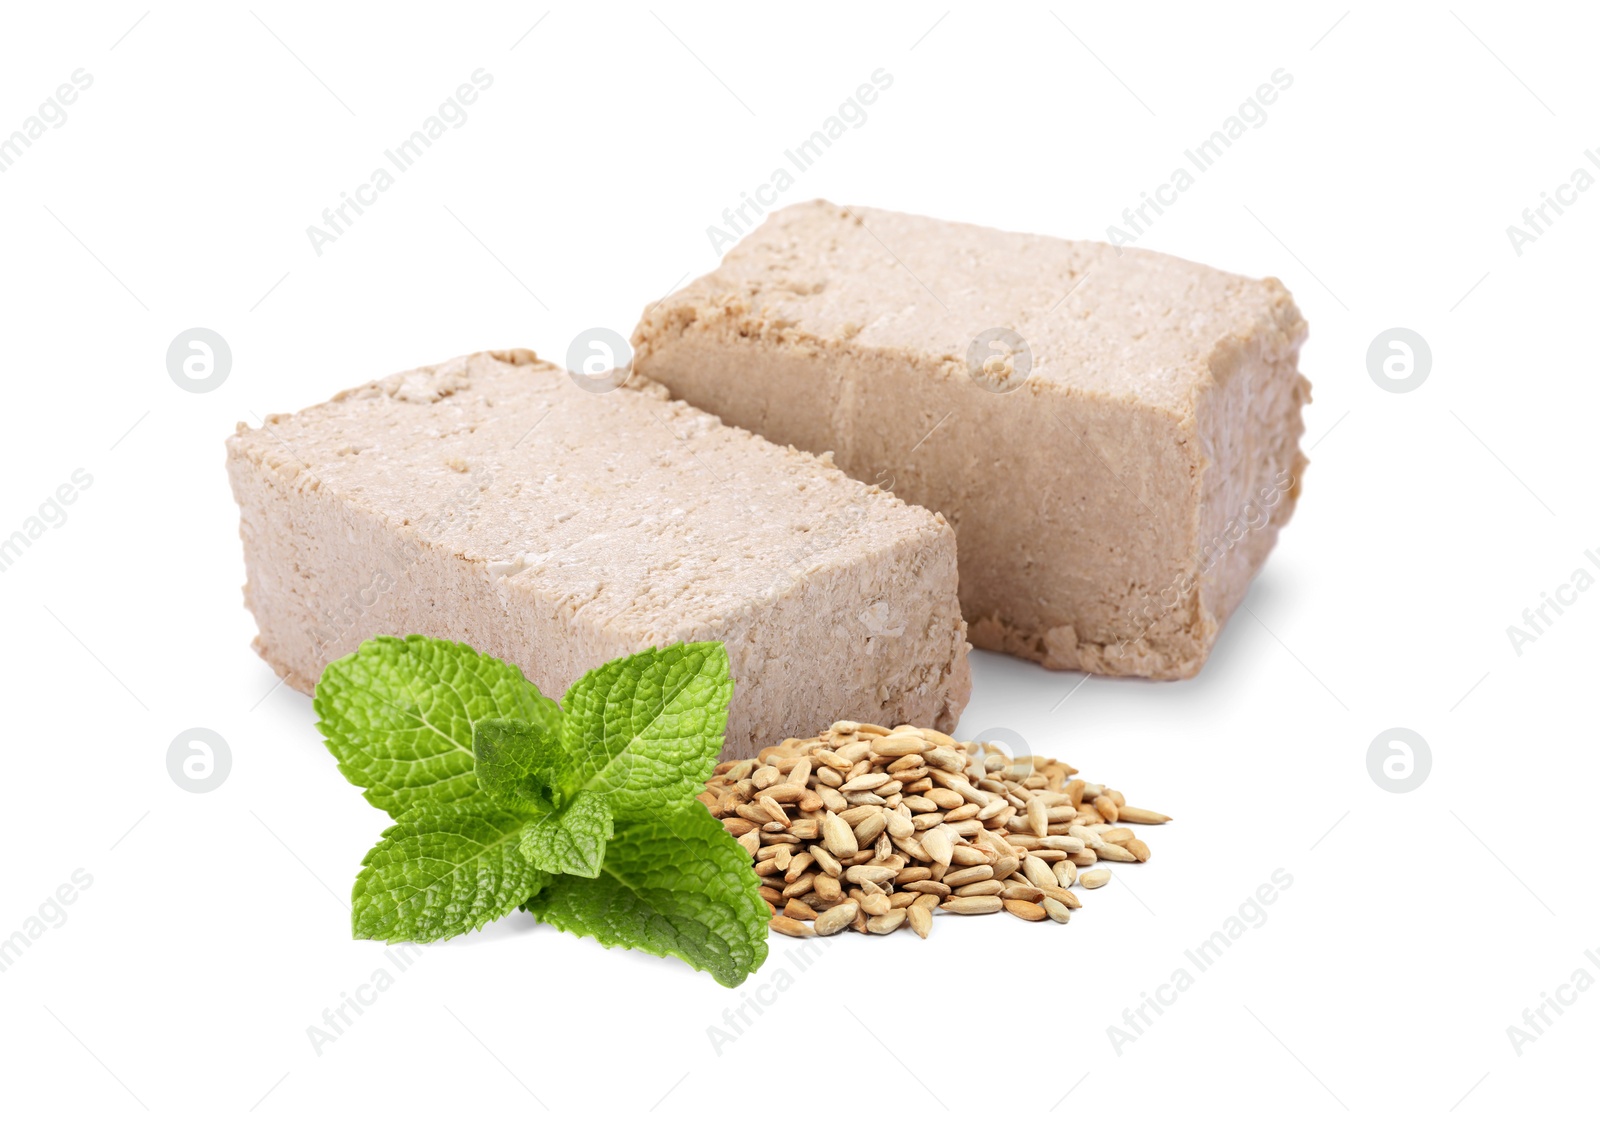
769;915;812;938
867;909;907;935
1004;899;1048;922
954;879;1006;897
1093;842;1139;863
940;896;1003;915
921;828;955;867
856;892;892;917
944;864;995;888
819;812;855;856
1021;855;1059;890
813;900;859;936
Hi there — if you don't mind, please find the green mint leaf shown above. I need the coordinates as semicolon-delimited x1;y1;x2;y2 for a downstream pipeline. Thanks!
474;718;564;813
314;635;561;817
519;790;612;878
524;803;769;987
352;795;550;943
556;642;733;817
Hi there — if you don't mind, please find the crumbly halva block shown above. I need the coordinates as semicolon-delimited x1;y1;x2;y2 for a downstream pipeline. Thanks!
226;350;970;756
631;201;1310;678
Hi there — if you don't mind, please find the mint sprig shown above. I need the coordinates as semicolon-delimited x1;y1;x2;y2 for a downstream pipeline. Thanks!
314;636;768;987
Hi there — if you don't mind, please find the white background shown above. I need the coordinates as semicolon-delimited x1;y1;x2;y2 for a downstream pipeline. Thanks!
1;2;1593;1118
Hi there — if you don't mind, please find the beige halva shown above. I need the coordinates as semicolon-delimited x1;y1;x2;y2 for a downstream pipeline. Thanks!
229;204;1309;750
633;202;1310;678
227;350;970;757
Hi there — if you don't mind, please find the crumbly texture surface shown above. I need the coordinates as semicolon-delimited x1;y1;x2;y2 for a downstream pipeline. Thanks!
226;350;970;756
631;201;1311;678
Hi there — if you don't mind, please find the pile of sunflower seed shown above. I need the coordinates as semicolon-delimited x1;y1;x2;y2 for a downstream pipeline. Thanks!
699;721;1170;939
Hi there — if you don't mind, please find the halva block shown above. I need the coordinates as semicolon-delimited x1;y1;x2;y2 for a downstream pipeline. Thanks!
226;349;970;754
632;202;1310;678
